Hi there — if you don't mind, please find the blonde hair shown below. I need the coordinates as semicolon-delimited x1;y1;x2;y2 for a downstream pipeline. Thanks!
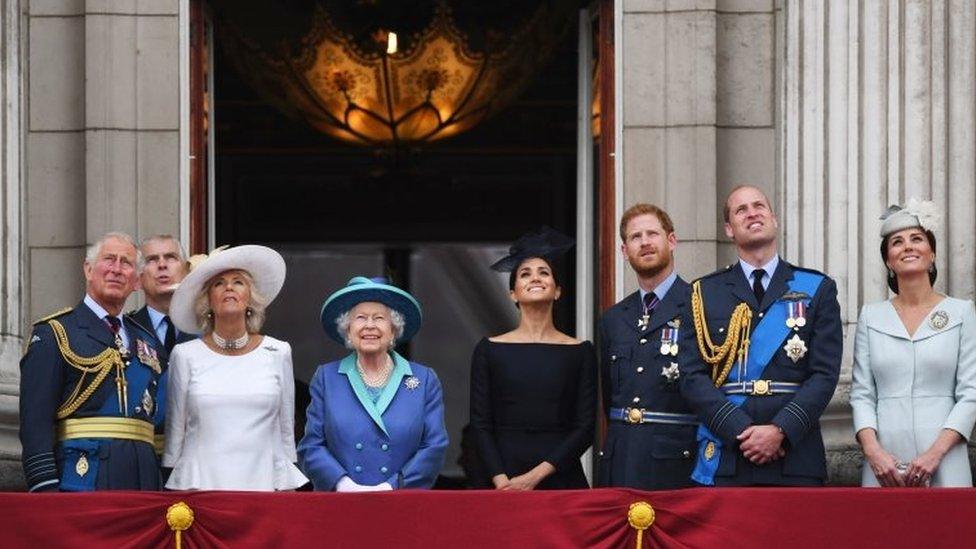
193;269;269;334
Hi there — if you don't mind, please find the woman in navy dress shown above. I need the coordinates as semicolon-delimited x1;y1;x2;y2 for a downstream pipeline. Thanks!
470;228;596;490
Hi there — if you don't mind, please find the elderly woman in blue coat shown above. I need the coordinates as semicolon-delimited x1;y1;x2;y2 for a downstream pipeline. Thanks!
298;277;448;491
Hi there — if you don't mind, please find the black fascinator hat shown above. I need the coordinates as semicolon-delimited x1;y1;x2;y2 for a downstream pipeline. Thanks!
490;226;575;273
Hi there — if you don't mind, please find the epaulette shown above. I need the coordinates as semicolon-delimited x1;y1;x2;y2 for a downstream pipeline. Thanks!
32;307;72;325
694;264;736;284
124;313;154;337
790;263;829;277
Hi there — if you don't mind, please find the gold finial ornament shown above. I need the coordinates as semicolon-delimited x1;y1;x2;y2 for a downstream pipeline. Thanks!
628;501;656;548
166;501;195;549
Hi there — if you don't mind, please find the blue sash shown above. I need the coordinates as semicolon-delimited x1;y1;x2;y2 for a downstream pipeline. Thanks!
691;271;824;485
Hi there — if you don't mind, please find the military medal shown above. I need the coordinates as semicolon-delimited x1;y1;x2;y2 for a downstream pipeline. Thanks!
142;389;154;416
929;310;949;330
661;362;680;382
638;314;650;330
786;301;807;330
76;454;89;477
136;339;161;374
783;334;808;363
659;324;679;356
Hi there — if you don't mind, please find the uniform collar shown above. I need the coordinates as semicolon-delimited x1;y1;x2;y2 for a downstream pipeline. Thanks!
146;305;167;331
84;294;129;347
84;294;122;325
738;255;780;286
639;270;678;303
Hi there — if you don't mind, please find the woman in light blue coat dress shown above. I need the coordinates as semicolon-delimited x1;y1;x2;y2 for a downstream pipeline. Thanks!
851;200;976;487
298;277;448;491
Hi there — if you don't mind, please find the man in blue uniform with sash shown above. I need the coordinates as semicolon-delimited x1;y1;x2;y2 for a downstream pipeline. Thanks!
598;204;699;489
681;186;842;486
20;232;166;492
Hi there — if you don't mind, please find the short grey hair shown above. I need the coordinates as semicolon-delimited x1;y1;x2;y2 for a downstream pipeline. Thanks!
137;234;188;270
193;269;269;334
85;232;140;265
335;305;405;350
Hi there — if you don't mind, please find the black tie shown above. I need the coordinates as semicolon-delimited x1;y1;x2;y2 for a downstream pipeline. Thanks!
752;269;766;305
104;316;126;355
643;292;659;316
105;316;121;335
163;316;177;355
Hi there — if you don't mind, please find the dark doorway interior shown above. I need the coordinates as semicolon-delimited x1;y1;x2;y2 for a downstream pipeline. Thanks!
211;8;580;484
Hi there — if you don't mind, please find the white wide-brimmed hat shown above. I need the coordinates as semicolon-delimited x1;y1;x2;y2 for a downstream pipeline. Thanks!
169;245;286;334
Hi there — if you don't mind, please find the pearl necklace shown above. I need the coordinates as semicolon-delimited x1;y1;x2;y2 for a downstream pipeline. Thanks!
357;356;393;387
213;331;249;350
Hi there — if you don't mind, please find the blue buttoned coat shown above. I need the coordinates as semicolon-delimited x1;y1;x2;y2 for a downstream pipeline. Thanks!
298;352;448;490
679;260;842;485
597;277;699;489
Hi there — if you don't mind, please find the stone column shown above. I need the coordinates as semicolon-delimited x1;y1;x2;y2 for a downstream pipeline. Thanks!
780;0;976;483
620;0;719;293
0;0;25;489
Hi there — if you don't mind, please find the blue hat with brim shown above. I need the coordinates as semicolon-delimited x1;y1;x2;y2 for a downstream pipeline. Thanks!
320;276;422;345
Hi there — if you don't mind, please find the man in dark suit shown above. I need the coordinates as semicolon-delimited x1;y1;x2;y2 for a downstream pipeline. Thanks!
20;232;167;491
132;235;193;455
597;203;699;489
681;185;842;486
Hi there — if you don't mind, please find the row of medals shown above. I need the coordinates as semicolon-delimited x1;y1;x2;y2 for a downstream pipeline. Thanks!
638;314;680;356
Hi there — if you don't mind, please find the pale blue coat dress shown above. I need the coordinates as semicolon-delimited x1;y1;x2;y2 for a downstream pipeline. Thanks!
850;297;976;487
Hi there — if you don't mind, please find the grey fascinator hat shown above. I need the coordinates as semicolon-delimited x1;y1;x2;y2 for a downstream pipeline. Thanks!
879;198;942;238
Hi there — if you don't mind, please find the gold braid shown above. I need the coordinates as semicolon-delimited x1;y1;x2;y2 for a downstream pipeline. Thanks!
48;319;125;419
691;280;753;387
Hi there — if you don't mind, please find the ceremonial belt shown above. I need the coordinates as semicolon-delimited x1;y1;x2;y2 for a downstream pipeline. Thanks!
57;417;155;446
154;434;165;455
609;408;698;426
719;380;800;396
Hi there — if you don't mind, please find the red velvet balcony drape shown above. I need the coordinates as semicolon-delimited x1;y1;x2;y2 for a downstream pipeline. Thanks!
1;488;973;548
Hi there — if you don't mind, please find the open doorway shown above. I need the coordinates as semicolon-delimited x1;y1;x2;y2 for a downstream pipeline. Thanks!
190;0;613;487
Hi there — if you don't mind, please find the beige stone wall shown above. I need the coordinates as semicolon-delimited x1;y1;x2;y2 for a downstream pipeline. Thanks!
620;0;777;292
26;0;182;321
0;0;183;489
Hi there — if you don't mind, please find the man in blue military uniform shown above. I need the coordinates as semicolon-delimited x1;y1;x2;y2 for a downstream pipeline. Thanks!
681;185;842;486
20;232;167;492
132;234;195;455
597;204;699;489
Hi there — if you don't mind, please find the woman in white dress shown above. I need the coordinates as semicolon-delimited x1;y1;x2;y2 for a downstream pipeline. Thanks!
851;199;976;487
163;245;308;491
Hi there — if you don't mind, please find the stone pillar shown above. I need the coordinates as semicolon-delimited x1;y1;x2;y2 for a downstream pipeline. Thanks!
1;0;183;490
780;0;976;483
620;0;720;293
0;0;25;489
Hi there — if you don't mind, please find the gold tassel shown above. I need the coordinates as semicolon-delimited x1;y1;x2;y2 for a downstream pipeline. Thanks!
166;501;194;549
628;501;655;548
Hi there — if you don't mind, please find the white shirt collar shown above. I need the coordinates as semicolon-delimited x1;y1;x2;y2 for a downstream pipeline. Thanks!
146;305;166;331
738;255;780;287
639;270;678;303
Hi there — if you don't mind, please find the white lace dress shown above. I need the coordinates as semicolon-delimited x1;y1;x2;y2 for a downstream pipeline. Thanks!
163;337;308;490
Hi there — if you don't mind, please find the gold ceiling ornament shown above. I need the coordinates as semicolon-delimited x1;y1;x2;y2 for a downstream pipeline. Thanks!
217;1;575;146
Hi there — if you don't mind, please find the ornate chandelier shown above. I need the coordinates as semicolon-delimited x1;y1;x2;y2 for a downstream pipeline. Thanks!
216;1;576;147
